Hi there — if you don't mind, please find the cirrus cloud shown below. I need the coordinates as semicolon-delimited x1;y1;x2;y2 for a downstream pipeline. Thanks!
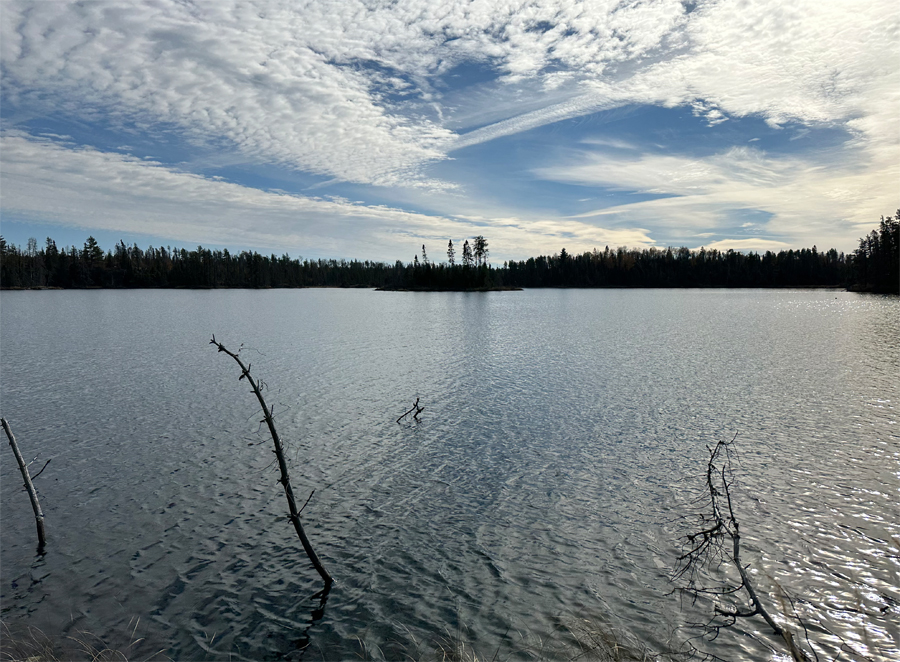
0;131;653;260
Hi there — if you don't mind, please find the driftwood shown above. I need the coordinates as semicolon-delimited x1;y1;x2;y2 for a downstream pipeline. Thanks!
396;397;424;423
2;418;46;552
210;336;332;587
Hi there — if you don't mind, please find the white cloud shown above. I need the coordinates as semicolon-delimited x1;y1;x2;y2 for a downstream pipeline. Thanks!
447;0;898;148
542;144;899;250
691;101;728;126
700;238;790;252
4;0;896;166
1;0;458;188
444;0;900;248
451;90;621;150
0;132;645;259
0;131;447;255
1;0;897;253
3;0;896;153
0;0;692;188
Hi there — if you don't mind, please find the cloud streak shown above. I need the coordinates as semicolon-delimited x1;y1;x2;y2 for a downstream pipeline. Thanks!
544;143;898;250
1;132;650;260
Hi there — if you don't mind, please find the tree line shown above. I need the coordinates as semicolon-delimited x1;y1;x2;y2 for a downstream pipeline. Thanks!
0;237;398;289
849;212;900;293
505;244;848;289
1;216;896;292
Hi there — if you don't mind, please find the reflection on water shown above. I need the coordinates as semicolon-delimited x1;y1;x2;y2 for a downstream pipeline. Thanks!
1;289;897;661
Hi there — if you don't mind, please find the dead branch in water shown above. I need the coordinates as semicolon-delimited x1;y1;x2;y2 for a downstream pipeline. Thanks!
397;397;424;423
210;335;332;587
673;435;812;661
2;418;46;552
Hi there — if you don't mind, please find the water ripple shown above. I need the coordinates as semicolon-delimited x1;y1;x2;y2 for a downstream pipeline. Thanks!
1;289;897;661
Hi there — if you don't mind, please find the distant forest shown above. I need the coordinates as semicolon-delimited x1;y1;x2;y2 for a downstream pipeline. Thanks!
1;213;897;293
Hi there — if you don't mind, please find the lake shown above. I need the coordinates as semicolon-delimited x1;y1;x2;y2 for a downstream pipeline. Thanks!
1;288;897;661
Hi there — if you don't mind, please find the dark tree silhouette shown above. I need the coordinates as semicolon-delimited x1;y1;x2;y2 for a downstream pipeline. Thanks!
850;211;899;293
2;224;888;291
461;239;473;267
473;236;488;266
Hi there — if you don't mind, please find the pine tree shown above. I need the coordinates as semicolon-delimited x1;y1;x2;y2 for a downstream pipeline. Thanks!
472;236;488;267
83;236;103;266
462;240;473;267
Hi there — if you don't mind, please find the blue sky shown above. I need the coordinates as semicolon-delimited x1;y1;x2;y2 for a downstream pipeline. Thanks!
1;0;897;263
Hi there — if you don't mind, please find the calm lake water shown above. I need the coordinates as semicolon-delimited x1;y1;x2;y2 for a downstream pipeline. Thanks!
1;289;897;661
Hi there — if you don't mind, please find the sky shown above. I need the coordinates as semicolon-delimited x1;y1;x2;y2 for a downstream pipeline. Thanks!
1;0;898;263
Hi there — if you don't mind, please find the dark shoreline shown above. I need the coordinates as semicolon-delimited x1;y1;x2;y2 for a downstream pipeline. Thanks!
376;285;524;292
3;213;897;293
2;284;876;292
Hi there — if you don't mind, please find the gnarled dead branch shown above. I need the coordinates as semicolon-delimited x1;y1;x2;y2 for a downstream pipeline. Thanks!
397;397;424;423
673;435;810;662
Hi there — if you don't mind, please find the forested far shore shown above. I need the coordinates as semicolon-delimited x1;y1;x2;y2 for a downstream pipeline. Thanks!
1;213;897;293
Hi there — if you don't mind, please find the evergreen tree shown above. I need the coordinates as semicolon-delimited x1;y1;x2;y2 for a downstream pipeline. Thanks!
447;239;455;265
851;212;899;293
83;236;103;266
473;236;488;266
462;240;473;267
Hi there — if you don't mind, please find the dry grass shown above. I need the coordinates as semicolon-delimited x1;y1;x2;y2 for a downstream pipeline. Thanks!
0;620;169;662
564;619;661;662
3;616;669;662
353;617;670;662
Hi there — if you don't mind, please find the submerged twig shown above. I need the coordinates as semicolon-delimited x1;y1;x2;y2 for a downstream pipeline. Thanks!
397;397;425;423
30;459;51;481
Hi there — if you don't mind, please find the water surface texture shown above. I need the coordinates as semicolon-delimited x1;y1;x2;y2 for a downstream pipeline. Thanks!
1;289;897;660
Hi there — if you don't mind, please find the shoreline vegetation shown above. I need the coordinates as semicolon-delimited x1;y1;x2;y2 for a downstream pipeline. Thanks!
0;617;664;662
1;213;897;293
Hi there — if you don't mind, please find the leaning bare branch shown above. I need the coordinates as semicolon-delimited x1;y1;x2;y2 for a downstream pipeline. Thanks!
2;418;47;551
210;335;332;587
